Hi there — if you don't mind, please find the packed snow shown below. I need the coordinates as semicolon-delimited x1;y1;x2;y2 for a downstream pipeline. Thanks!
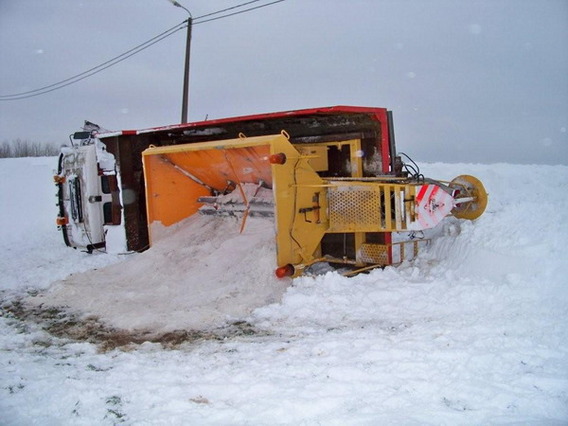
1;156;568;424
31;215;287;332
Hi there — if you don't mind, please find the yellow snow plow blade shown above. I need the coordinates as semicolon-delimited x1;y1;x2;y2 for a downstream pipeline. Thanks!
142;133;487;278
141;133;327;273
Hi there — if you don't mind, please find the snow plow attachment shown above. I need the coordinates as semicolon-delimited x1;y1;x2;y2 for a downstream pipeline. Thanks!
142;132;487;277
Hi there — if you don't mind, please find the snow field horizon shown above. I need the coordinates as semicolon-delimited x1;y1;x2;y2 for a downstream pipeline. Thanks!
1;156;567;424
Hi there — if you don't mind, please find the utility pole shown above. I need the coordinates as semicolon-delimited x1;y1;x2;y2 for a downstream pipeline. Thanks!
181;17;192;123
168;0;192;124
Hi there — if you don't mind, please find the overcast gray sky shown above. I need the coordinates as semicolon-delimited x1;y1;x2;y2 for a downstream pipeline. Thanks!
1;0;567;165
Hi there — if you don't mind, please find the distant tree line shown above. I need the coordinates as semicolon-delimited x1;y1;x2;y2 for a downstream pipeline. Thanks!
0;139;60;158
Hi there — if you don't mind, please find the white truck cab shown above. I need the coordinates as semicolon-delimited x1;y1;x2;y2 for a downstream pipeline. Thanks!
55;128;126;253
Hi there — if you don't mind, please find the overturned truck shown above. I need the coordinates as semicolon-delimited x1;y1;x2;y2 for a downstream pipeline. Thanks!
55;106;487;277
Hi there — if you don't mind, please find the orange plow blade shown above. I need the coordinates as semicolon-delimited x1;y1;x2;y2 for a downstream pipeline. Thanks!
142;138;272;230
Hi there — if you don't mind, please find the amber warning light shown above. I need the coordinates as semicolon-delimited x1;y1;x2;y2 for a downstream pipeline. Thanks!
275;264;295;278
269;152;287;165
56;216;68;226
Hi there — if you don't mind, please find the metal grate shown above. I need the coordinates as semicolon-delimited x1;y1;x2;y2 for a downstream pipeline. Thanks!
359;243;389;265
328;186;381;232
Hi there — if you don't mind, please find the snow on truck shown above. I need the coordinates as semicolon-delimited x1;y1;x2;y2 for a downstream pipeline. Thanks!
54;106;487;277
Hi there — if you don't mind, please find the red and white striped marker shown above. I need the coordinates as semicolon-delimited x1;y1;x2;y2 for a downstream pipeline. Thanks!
411;185;455;230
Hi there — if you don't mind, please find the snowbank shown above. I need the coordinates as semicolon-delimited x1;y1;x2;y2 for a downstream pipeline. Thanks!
30;215;287;332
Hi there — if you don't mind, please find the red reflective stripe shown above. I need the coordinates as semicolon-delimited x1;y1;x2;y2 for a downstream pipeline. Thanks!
429;185;440;201
415;185;428;204
384;232;392;264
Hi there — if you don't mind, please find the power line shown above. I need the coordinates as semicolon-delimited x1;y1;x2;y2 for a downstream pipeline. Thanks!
193;0;285;25
193;0;264;20
0;21;187;100
0;0;286;101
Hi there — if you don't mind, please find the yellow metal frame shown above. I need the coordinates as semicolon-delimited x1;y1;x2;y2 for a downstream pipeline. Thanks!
265;137;427;273
296;139;364;177
270;137;328;269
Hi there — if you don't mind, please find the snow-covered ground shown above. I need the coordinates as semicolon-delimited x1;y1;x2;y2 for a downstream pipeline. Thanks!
1;156;567;424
